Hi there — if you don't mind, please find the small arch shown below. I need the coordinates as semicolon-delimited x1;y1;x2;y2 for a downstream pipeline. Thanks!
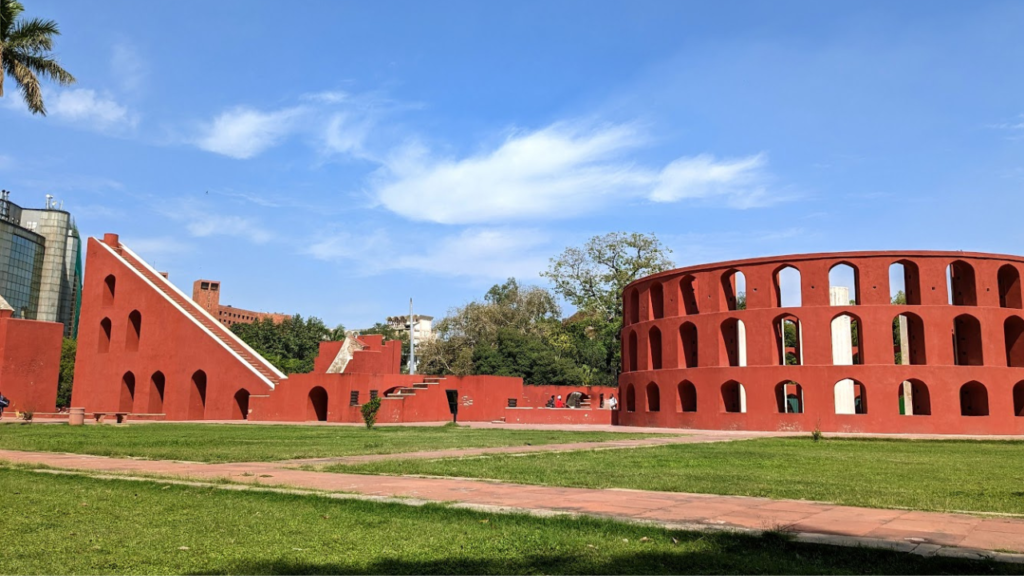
383;386;403;398
892;313;926;365
889;260;920;305
1005;317;1024;367
233;389;251;420
119;371;135;413
680;275;699;315
678;322;698;368
834;378;867;414
646;382;661;412
773;265;802;308
627;331;638;372
721;270;746;311
775;381;804;414
125;310;141;352
1014;381;1024;417
307;386;329;421
628;288;640;325
721;381;746;413
959;381;989;416
831;313;862;366
678;381;697;412
999;265;1022;309
648;326;662;370
148;371;165;413
103;275;116;306
98;318;111;353
649;282;664;320
953;314;984;366
189;370;207;420
947;261;977;306
829;263;860;305
625;383;636;412
774;314;802;366
720;318;747;367
898;379;931;416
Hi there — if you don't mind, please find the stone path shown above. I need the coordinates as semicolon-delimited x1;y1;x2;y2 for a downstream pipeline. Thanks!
1;449;1022;562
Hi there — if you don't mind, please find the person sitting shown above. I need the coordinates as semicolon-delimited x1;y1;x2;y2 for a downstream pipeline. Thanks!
545;395;555;408
554;395;566;408
0;392;9;419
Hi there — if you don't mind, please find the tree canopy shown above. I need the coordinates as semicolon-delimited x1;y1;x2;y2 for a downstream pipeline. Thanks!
231;315;344;374
0;0;75;114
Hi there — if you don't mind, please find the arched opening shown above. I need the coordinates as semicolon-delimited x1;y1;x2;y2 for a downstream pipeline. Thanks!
834;379;867;414
646;382;661;412
119;372;135;413
103;275;116;306
831;313;862;365
383;386;403;398
648;326;662;370
307;386;329;421
774;315;802;365
680;275;699;315
775;381;804;414
721;270;746;311
773;265;802;308
959;381;989;416
678;381;697;412
98;318;111;353
125;310;141;352
625;384;636;412
953;314;984;366
628;288;640;325
999;265;1022;309
1005;317;1024;367
898;379;931;416
889;261;920;305
649;282;664;320
627;331;638;372
892;313;926;365
189;370;207;420
678;322;698;368
947;261;977;306
829;263;859;306
721;381;746;413
233;389;250;420
148;371;165;413
720;318;746;367
1014;382;1024;417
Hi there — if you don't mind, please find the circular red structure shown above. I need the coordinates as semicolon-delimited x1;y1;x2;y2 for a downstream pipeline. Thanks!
617;251;1024;435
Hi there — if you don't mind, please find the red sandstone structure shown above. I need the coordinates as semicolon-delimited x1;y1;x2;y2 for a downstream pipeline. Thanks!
618;251;1024;435
71;234;613;424
192;279;291;328
0;296;63;414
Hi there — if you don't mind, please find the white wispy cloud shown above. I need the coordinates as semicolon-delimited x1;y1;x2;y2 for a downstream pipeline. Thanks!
48;88;138;131
111;43;147;94
371;122;776;225
194;106;304;159
185;213;273;244
122;235;194;257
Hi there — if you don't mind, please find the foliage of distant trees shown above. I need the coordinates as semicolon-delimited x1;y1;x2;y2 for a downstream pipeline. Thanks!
0;0;76;114
56;337;75;408
231;315;345;374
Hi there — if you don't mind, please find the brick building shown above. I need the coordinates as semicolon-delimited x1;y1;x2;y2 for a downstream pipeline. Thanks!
191;279;290;328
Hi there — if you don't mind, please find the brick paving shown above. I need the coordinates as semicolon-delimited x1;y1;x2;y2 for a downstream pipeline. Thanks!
1;448;1023;560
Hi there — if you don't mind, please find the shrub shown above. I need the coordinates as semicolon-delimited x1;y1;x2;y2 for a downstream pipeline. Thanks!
811;418;823;442
360;396;381;429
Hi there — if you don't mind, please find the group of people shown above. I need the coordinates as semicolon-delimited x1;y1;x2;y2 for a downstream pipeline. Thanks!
544;393;618;410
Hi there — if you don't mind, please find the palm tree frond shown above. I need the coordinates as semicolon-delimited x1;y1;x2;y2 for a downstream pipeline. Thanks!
6;17;60;52
11;49;74;86
0;0;26;39
7;56;43;114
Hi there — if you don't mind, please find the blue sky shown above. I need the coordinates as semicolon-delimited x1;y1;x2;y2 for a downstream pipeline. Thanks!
4;0;1024;328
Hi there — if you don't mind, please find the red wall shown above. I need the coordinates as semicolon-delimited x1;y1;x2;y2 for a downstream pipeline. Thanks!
0;311;62;413
619;251;1024;435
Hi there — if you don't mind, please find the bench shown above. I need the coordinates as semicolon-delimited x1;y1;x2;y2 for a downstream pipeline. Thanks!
92;412;129;424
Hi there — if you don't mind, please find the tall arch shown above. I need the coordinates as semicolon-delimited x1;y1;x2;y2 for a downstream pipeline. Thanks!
831;313;862;366
947;261;977;306
834;378;867;414
892;313;926;365
678;381;697;412
125;310;142;352
1014;381;1024;417
649;283;664;320
829;263;860;305
773;265;801;308
119;372;135;413
721;381;746;413
999;265;1022;309
953;314;984;366
307;386;329;421
646;382;661;412
678;322;698;368
625;384;636;412
233;389;251;420
959;381;989;416
720;318;746;367
890;260;920;305
774;314;802;366
148;371;165;414
98;318;111;353
103;275;116;306
648;326;662;370
898;379;930;416
1005;316;1024;367
189;370;207;420
628;288;640;325
680;275;699;315
627;331;638;372
775;381;803;414
721;270;746;311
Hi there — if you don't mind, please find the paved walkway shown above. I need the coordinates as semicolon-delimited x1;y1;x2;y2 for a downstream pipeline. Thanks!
1;449;1022;561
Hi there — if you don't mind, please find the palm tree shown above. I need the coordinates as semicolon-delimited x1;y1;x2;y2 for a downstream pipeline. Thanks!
0;0;75;115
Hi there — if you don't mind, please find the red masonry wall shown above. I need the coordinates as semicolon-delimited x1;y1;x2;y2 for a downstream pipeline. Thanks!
0;310;62;414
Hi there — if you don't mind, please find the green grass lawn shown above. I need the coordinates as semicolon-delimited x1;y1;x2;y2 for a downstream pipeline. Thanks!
0;422;655;463
330;437;1024;515
0;468;1015;575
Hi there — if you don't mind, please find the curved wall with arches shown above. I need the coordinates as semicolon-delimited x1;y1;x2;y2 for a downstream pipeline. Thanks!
618;251;1024;435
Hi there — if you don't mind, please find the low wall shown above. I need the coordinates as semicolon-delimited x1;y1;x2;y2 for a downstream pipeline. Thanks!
504;406;614;425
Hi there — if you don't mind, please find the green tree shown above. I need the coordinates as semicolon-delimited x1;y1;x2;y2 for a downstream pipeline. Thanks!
231;315;344;374
56;337;75;408
0;0;75;114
